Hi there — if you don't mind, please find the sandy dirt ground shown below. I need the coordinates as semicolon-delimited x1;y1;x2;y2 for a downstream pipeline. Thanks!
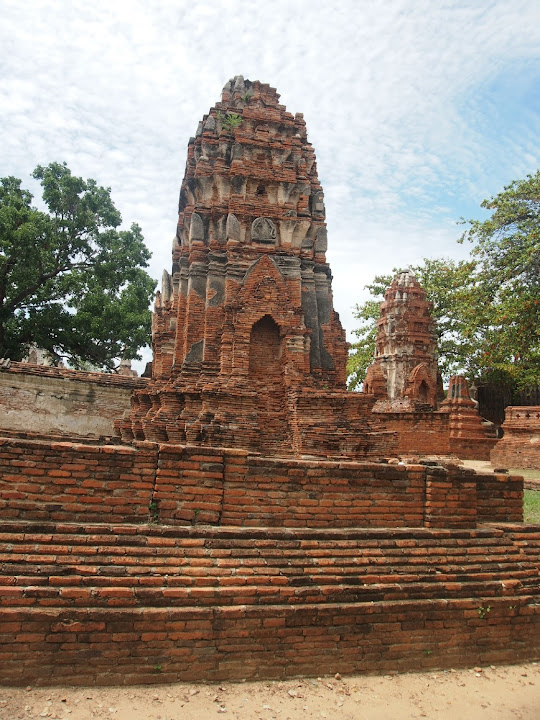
1;663;539;720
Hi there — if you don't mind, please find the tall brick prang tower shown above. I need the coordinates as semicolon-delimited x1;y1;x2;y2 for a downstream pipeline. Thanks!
118;77;369;455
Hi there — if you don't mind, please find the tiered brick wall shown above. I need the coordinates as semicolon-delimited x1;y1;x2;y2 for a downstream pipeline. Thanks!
0;363;146;440
491;406;540;469
1;521;539;685
0;438;523;528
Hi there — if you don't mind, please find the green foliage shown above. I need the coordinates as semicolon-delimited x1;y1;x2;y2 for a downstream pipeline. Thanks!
148;500;159;523
477;604;491;620
459;171;540;389
349;170;540;391
347;273;392;390
0;163;156;369
218;111;243;132
524;490;540;524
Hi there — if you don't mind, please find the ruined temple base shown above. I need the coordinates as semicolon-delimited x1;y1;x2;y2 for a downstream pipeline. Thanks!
1;436;538;686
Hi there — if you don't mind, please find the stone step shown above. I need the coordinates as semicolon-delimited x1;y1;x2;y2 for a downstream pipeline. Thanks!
1;548;536;580
1;575;537;609
2;560;536;585
3;519;539;545
1;523;538;574
4;519;532;540
0;549;535;575
1;521;538;613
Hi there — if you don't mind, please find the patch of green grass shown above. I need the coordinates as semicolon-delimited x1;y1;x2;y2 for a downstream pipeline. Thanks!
510;467;540;481
524;490;540;524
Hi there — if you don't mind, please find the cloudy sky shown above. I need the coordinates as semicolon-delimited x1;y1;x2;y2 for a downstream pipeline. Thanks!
2;0;540;369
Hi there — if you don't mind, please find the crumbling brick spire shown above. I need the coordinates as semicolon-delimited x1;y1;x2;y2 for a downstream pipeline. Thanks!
151;75;346;386
118;77;353;453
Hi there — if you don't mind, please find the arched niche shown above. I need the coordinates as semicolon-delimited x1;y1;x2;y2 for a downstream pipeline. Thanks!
248;315;290;453
249;315;282;377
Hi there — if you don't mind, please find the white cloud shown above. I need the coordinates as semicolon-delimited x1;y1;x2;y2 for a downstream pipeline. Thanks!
1;0;540;373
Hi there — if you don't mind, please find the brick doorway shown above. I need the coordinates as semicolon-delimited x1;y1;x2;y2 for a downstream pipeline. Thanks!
249;315;290;454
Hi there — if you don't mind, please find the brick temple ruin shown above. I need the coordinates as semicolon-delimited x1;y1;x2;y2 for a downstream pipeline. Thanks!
0;77;538;686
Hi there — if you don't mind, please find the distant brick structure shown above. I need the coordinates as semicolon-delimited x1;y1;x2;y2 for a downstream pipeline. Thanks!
0;77;537;686
364;269;439;410
0;362;145;440
491;406;540;470
362;273;496;460
441;375;498;460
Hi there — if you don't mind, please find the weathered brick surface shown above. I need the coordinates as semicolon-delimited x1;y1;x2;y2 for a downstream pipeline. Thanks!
374;412;451;455
0;362;146;440
0;438;523;527
477;473;526;522
0;438;157;523
0;521;538;685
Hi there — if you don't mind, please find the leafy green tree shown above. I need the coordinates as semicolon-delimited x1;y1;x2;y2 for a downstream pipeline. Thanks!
347;272;392;391
0;162;156;369
460;170;540;388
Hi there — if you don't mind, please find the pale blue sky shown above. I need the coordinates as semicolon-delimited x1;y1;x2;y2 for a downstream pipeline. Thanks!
1;0;539;369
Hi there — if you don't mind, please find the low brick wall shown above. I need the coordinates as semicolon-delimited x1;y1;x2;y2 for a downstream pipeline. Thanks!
0;438;523;527
477;473;525;523
2;597;539;685
0;439;157;523
0;363;146;440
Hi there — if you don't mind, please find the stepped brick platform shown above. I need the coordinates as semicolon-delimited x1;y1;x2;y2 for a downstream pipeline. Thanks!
0;434;537;686
0;520;539;685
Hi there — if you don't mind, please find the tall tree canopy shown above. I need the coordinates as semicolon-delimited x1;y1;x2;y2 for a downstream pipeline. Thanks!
0;162;156;370
459;170;540;388
348;170;540;391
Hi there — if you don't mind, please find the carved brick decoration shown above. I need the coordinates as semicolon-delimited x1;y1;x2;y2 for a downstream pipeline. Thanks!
118;77;364;455
364;269;439;410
